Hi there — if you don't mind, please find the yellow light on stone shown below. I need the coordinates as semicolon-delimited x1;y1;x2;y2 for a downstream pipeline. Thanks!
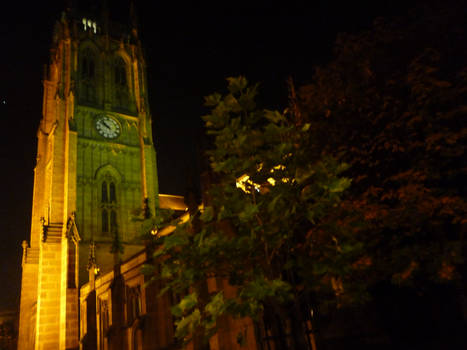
236;164;288;193
267;177;276;186
236;174;260;193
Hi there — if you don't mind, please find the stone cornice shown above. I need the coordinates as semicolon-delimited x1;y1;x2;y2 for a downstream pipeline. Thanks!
77;136;140;150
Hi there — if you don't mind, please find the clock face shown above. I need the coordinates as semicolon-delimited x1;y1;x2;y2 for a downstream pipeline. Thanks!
95;116;121;139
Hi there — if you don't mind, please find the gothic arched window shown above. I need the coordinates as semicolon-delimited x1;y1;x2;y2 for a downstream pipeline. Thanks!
102;181;108;202
115;58;127;86
99;299;109;350
100;178;118;234
126;285;142;324
109;182;116;203
79;48;97;104
81;56;95;79
113;56;129;109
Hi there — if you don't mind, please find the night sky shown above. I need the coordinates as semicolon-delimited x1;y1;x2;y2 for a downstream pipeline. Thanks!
0;0;417;310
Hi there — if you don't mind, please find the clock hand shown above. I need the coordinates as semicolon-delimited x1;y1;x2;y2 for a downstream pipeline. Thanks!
100;125;110;133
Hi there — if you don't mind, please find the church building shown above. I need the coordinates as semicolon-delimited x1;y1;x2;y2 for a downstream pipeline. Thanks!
17;2;258;350
18;2;160;348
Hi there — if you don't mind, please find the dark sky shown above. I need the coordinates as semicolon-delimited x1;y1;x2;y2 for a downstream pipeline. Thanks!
0;0;417;310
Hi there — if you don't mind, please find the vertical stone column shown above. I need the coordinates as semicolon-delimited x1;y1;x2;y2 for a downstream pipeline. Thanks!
35;224;63;349
109;264;125;350
82;245;98;350
64;232;79;349
82;289;97;350
17;244;39;350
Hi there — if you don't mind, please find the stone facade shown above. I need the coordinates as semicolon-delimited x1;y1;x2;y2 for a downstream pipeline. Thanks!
18;5;158;349
80;247;259;350
80;250;175;350
18;4;261;350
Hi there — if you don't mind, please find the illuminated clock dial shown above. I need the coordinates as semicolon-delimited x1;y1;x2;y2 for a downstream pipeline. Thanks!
96;116;121;139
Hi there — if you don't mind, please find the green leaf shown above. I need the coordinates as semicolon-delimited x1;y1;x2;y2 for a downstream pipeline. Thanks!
224;94;242;112
264;109;285;123
227;76;248;94
205;292;226;317
175;308;201;339
267;194;282;213
296;166;315;184
328;177;352;193
140;264;156;276
238;91;257;111
163;233;188;251
153;247;165;258
204;92;222;107
171;304;183;317
178;292;198;313
200;206;214;222
161;265;173;279
241;276;292;302
238;202;258;222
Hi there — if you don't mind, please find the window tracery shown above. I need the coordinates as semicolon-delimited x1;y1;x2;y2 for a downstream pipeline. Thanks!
113;56;129;109
100;178;118;234
79;48;97;104
126;285;142;325
98;298;109;350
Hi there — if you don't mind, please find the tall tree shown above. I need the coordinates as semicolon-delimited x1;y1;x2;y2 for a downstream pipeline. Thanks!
146;77;356;348
144;3;467;348
299;1;466;292
298;2;466;347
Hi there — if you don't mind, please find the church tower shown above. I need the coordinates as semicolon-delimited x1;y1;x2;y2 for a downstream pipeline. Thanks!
18;2;159;349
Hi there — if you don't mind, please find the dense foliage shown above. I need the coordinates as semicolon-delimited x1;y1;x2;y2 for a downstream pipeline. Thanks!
298;3;466;291
144;3;466;348
146;77;356;346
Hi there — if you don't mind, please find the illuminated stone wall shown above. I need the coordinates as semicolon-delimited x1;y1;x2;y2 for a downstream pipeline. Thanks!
18;6;159;349
80;250;259;350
